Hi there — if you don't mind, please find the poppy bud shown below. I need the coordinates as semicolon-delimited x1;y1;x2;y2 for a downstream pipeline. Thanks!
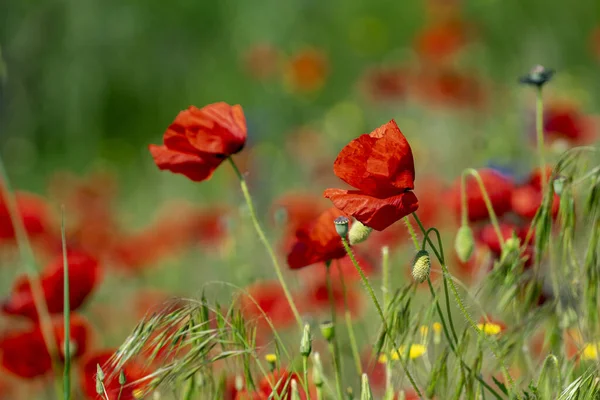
334;216;350;238
320;320;335;342
553;175;567;196
312;352;324;387
119;370;126;386
348;220;373;245
519;65;554;87
360;373;373;400
455;225;475;262
300;324;312;357
412;250;431;283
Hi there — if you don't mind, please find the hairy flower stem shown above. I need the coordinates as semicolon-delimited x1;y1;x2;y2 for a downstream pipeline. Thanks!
337;260;363;376
461;168;505;248
61;208;71;400
302;356;311;400
228;158;303;329
325;263;345;400
411;213;516;395
0;157;62;387
340;237;423;398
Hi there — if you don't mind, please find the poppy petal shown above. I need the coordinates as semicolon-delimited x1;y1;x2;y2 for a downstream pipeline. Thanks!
324;189;419;231
149;144;222;182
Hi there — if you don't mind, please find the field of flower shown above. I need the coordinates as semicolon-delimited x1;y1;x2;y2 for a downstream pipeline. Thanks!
1;0;600;399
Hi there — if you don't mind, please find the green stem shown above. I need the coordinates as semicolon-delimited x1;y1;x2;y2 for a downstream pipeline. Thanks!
302;356;311;400
536;86;547;191
227;158;303;329
412;213;515;396
403;216;420;249
340;237;423;398
325;263;345;400
337;260;362;376
61;207;71;400
0;157;62;386
461;169;505;248
182;374;195;400
382;246;390;312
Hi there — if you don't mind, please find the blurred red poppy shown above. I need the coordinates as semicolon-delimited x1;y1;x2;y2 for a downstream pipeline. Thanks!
2;251;101;320
0;190;50;242
301;279;362;318
80;350;149;400
0;314;91;378
285;48;328;93
243;43;280;80
414;20;471;62
149;102;247;182
448;169;514;222
478;222;522;255
361;66;408;102
544;103;591;144
239;281;297;330
511;184;560;220
413;68;486;109
324;120;419;231
259;369;311;400
287;208;350;269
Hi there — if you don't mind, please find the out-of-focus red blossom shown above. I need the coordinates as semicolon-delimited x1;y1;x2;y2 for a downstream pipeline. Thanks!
0;314;91;378
239;281;297;331
287;208;351;269
543;103;596;145
448;169;514;222
285;48;328;93
80;350;148;400
511;184;560;220
324;120;419;231
414;20;472;62
0;190;50;242
258;369;312;400
149;102;247;182
298;253;376;285
361;66;408;102
272;192;328;250
243;43;280;80
453;243;492;280
478;222;523;255
413;68;486;109
302;280;362;317
2;251;100;320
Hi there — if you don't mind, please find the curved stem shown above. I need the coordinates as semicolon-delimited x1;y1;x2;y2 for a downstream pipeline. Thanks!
411;213;515;395
340;237;423;398
462;168;505;248
227;158;303;329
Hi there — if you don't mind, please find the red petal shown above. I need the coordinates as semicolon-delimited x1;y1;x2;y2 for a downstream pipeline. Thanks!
324;189;419;231
149;144;222;182
332;120;415;197
176;103;247;156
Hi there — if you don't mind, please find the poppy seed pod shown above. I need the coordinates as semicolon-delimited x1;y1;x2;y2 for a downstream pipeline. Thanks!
455;225;475;262
320;321;335;342
519;65;555;87
334;216;350;238
348;220;373;245
412;250;431;283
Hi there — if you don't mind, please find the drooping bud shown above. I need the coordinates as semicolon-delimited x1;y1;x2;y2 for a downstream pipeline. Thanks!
334;216;350;238
348;220;373;245
519;65;555;87
320;321;335;342
300;324;312;357
360;373;373;400
455;225;475;262
312;352;324;387
411;250;431;283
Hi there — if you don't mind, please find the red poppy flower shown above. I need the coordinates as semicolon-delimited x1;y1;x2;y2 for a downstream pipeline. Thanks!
413;68;486;109
80;350;149;400
361;66;408;102
0;314;91;378
285;48;329;93
259;369;309;400
287;208;351;269
0;190;50;241
301;280;362;318
544;104;587;142
238;281;297;330
511;184;560;220
414;20;471;62
448;169;514;222
478;222;523;255
324;120;419;231
149;102;247;182
2;251;101;320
